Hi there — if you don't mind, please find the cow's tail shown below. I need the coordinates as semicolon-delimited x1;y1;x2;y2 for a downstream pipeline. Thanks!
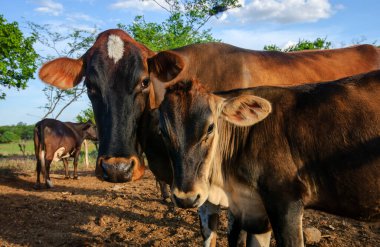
34;123;46;177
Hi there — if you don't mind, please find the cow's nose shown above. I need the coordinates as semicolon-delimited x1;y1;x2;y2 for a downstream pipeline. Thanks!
101;159;135;182
96;156;146;182
172;193;201;208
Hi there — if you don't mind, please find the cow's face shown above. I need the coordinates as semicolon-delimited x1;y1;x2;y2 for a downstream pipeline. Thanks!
39;29;155;183
83;122;98;141
159;80;272;208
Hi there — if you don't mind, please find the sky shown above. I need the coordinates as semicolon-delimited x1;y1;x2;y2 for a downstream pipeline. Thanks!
0;0;379;126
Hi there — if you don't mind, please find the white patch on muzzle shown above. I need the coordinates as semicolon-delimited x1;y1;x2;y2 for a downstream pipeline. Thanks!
107;34;124;64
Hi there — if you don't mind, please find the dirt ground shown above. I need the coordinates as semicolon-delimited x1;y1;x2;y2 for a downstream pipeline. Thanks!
0;159;379;247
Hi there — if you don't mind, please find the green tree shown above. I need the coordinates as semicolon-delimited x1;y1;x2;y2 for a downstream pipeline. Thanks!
76;107;95;124
28;22;98;119
0;15;38;99
0;130;19;143
119;0;241;51
264;37;332;52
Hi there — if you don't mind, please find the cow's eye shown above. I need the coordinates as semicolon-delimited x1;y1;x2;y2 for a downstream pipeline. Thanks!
207;123;214;135
141;78;150;89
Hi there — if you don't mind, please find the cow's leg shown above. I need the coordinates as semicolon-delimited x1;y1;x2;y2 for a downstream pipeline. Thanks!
227;212;245;247
63;158;70;179
264;200;304;247
44;159;54;188
34;159;42;189
246;231;272;247
228;211;272;247
157;180;170;202
73;152;80;179
198;200;220;247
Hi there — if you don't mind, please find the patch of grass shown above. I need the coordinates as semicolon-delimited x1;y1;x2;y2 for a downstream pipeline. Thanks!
0;140;34;156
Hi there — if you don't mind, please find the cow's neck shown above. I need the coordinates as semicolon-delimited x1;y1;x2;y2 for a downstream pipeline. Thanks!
65;123;86;144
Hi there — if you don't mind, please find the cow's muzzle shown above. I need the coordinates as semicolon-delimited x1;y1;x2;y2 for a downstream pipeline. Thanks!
172;191;201;208
96;156;145;183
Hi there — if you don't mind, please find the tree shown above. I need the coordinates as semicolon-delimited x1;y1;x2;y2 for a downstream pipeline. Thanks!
28;23;98;119
264;37;332;52
119;0;241;51
0;15;38;99
0;130;19;143
76;107;95;124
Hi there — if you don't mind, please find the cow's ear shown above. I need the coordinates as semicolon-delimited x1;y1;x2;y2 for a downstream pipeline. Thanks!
148;51;184;82
39;57;85;89
220;95;272;127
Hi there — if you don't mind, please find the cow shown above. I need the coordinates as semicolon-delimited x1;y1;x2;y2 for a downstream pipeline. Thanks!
38;29;380;246
34;118;97;189
157;72;380;247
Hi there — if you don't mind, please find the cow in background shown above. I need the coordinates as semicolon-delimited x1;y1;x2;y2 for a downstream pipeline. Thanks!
34;118;97;189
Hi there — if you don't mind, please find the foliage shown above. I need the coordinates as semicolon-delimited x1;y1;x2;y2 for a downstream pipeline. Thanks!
0;124;34;143
118;0;241;51
264;38;332;52
0;131;19;143
28;22;98;119
0;15;38;99
76;107;95;124
120;14;217;51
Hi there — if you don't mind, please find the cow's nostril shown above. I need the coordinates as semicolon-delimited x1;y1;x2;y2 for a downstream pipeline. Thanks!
195;194;201;202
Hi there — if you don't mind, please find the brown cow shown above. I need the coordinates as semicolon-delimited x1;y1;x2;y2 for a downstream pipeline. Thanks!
158;71;380;247
148;42;380;107
38;29;380;246
34;118;97;189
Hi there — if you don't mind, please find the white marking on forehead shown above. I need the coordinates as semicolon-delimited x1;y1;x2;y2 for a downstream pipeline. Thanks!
107;34;124;64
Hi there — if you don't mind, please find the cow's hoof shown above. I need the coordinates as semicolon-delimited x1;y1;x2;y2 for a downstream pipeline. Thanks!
45;180;54;188
64;176;70;180
33;184;42;190
73;176;79;180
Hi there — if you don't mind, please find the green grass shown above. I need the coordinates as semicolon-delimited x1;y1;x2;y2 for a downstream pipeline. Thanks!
0;140;97;156
0;140;35;156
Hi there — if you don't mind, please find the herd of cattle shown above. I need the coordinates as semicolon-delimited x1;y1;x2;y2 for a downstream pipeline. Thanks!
35;29;379;247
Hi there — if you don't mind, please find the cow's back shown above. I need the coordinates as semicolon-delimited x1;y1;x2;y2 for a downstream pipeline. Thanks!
170;43;380;91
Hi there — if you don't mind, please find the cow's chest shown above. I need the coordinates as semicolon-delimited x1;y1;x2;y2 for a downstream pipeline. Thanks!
225;179;269;233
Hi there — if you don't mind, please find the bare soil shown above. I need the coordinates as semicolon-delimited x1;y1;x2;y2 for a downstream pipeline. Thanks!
0;160;379;247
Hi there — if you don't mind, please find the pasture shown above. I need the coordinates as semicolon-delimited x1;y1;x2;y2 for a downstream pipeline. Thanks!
0;144;378;246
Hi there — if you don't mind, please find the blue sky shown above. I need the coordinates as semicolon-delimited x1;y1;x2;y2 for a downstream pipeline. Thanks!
0;0;378;125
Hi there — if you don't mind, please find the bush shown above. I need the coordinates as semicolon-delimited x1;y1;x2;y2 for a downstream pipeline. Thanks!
0;131;20;143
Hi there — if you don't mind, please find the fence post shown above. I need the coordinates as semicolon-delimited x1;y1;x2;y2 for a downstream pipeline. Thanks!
84;139;89;168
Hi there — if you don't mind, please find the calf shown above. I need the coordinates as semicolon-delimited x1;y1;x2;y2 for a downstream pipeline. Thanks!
158;71;380;247
34;118;97;189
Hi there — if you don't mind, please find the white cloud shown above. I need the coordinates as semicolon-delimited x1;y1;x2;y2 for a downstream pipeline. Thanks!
109;0;169;12
65;12;105;26
225;0;335;24
34;0;64;16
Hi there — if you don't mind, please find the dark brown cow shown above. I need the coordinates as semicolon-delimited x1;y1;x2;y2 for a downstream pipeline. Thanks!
39;29;154;183
37;29;228;247
34;118;97;189
158;72;380;247
38;29;380;246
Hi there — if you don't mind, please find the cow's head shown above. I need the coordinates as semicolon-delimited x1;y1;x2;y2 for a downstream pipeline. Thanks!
158;80;272;208
83;121;98;141
39;29;156;182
